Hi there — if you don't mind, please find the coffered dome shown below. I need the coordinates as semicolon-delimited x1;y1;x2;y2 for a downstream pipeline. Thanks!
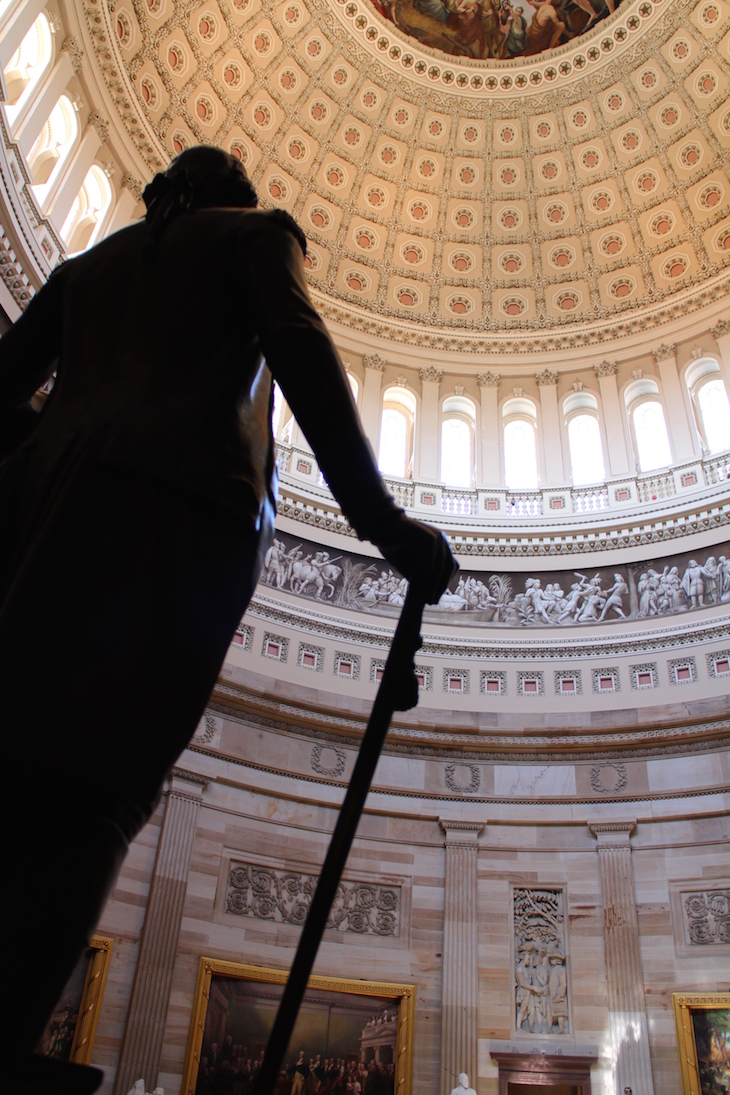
80;0;730;347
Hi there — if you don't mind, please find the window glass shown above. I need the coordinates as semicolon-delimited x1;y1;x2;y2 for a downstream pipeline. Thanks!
441;417;472;488
697;378;730;454
632;400;672;471
3;14;52;113
29;95;78;188
504;419;538;489
378;407;408;477
347;373;359;403
568;414;605;485
61;165;112;252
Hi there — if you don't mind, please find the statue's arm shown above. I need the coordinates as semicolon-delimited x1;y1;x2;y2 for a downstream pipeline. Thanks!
0;266;65;414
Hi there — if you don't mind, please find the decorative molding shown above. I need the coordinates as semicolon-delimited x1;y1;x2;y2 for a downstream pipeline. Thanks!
590;763;628;794
61;37;84;74
120;172;144;201
711;320;730;339
311;743;347;777
419;366;443;383
594;361;618;378
652;344;677;364
572;381;584;392
536;369;558;386
681;889;730;946
226;861;401;936
363;352;386;372
88;110;110;144
477;371;500;388
444;762;481;794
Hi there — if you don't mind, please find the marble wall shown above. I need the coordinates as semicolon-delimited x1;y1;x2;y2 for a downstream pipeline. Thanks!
87;703;729;1095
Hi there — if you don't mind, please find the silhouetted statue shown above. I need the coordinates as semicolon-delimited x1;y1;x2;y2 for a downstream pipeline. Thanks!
0;146;452;1094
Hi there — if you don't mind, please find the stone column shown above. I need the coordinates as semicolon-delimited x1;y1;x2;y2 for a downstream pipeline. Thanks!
589;822;655;1095
439;819;484;1095
477;372;500;486
113;769;207;1095
594;361;631;476
536;369;563;484
710;319;730;395
0;0;48;69
104;174;142;237
44;121;102;223
652;343;696;460
14;52;74;159
419;366;442;482
361;352;386;453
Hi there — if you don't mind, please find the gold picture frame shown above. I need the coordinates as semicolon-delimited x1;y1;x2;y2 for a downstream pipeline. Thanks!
38;934;114;1065
672;992;730;1095
182;958;415;1095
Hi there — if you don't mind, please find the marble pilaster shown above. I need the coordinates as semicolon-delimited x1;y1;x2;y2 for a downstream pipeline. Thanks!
419;367;442;482
439;819;484;1095
589;822;655;1095
361;353;386;453
476;372;500;485
536;370;564;484
594;362;631;476
113;769;207;1095
651;344;696;461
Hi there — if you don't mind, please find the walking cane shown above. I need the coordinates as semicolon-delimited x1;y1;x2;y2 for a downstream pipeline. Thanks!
252;542;456;1095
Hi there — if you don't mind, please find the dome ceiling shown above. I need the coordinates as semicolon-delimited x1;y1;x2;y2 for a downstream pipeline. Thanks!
94;0;730;342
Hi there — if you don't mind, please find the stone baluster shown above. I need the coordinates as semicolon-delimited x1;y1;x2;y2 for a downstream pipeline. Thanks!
651;344;696;460
419;366;442;482
589;822;655;1095
113;769;207;1095
439;819;484;1095
594;362;631;476
476;372;500;486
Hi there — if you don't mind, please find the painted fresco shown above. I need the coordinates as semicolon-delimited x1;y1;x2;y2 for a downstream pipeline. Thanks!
258;533;730;629
368;0;628;61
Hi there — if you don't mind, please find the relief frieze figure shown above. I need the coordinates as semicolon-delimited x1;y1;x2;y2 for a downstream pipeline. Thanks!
682;890;730;945
513;887;570;1036
257;530;730;631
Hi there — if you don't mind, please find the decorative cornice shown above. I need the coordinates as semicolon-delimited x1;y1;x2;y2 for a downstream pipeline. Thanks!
363;352;386;372
652;343;677;364
477;371;500;388
536;369;558;387
439;819;485;846
61;37;84;75
419;366;443;383
711;319;730;339
594;361;618;378
589;820;636;847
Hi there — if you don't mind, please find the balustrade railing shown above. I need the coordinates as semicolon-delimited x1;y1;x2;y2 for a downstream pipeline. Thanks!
275;442;730;526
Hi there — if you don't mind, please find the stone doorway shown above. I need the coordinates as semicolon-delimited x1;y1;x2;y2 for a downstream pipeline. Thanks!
490;1046;597;1095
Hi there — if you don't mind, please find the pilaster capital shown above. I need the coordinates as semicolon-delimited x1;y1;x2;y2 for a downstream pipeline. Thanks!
439;818;484;847
477;371;500;388
588;820;636;848
651;343;677;365
419;366;443;384
710;318;730;339
169;766;208;801
363;353;386;372
61;37;84;74
88;110;110;144
535;368;558;387
121;173;144;202
594;360;618;379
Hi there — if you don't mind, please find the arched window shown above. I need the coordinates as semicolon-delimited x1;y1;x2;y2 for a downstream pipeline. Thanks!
441;394;476;488
3;12;53;119
685;357;730;455
378;386;416;479
563;390;605;486
346;371;359;405
61;165;113;252
632;401;672;471
503;396;539;490
28;94;78;189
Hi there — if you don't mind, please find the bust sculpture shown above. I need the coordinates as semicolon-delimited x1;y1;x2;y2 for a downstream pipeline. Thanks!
450;1072;477;1095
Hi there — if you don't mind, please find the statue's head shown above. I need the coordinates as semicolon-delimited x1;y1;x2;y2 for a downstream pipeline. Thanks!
459;1074;469;1089
144;145;258;214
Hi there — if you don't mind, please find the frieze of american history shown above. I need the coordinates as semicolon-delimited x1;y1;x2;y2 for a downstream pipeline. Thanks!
260;533;730;629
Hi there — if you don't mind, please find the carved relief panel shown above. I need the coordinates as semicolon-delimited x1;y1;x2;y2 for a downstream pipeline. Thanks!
512;886;570;1037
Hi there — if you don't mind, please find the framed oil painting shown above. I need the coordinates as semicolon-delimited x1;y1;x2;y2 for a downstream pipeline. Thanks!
673;993;730;1095
37;934;113;1065
182;958;415;1095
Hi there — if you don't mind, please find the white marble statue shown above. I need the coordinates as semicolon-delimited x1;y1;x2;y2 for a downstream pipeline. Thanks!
449;1073;477;1095
126;1084;164;1095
